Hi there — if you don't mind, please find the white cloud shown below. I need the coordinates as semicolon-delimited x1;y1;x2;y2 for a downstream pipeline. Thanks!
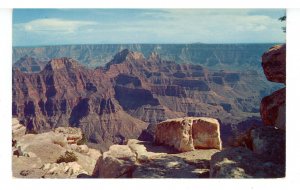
16;18;97;34
13;9;285;46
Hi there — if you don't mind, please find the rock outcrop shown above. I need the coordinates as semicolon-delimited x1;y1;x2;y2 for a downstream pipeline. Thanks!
262;44;286;84
155;117;222;152
250;127;285;164
261;44;286;130
260;88;286;130
210;44;286;178
210;147;284;178
13;55;48;73
12;118;101;178
12;118;26;141
93;139;219;178
54;127;83;144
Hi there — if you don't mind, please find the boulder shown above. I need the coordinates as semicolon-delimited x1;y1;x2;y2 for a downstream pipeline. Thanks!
16;132;67;163
54;127;82;144
94;145;137;178
262;44;286;84
210;147;285;178
70;144;89;154
192;117;222;149
127;139;167;162
74;149;101;175
155;117;221;152
250;127;285;164
260;88;286;130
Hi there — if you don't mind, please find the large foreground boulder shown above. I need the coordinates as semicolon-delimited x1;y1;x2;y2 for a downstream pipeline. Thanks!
260;88;286;130
262;44;286;84
210;147;285;178
155;117;222;152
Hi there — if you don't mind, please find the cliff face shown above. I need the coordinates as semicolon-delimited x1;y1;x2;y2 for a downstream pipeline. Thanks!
13;49;277;151
13;55;49;73
261;44;286;130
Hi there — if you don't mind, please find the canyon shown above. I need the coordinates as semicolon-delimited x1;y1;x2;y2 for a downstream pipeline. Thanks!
13;45;280;151
12;43;286;178
13;43;276;71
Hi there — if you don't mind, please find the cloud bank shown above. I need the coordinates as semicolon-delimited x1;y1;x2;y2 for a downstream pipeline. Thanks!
13;9;286;46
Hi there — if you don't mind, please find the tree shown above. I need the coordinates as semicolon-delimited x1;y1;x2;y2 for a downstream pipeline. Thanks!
279;15;286;33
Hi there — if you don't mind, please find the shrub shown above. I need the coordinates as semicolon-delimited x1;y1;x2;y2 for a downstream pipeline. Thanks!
56;151;78;163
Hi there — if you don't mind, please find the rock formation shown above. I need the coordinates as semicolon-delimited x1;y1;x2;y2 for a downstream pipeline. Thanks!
93;139;219;178
210;147;284;178
262;44;286;84
13;43;276;71
260;88;286;130
12;118;101;178
261;44;286;130
13;55;48;73
13;49;276;151
209;44;286;178
155;117;221;152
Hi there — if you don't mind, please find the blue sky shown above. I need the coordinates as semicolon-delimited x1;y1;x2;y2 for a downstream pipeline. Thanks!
13;9;286;46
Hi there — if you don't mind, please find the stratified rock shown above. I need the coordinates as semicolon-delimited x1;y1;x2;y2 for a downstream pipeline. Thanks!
13;49;276;151
155;117;221;152
262;44;286;84
95;145;137;178
251;127;285;164
54;127;82;144
260;88;286;130
210;147;284;178
13;55;48;73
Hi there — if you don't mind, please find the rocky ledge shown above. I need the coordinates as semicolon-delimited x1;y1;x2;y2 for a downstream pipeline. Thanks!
12;118;101;178
93;139;219;178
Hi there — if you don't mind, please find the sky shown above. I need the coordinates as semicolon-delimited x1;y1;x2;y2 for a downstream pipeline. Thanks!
13;9;286;46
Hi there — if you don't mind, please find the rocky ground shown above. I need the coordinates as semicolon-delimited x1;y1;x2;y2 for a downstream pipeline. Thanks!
12;118;101;178
93;139;219;178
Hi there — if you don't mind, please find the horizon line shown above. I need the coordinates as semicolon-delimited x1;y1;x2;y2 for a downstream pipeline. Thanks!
13;42;285;48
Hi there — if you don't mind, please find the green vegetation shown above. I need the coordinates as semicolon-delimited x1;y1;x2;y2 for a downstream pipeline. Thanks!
56;151;78;163
279;15;286;33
